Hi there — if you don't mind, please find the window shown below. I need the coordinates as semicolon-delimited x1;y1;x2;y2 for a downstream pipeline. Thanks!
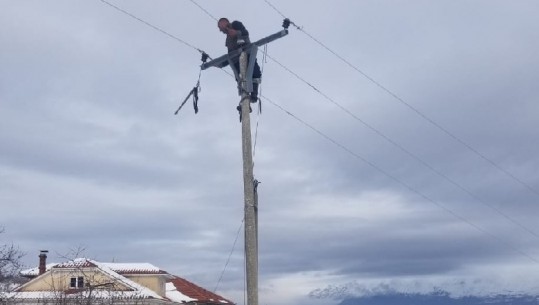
70;277;84;288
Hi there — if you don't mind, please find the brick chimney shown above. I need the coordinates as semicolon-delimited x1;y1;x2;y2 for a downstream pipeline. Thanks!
39;250;48;275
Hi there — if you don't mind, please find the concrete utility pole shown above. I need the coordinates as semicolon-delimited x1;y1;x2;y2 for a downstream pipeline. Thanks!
239;51;258;305
200;22;289;305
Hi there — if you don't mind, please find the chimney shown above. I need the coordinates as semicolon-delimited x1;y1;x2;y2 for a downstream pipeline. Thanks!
39;250;48;275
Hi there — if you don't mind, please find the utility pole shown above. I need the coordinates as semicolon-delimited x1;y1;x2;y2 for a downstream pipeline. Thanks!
239;51;258;305
200;21;289;305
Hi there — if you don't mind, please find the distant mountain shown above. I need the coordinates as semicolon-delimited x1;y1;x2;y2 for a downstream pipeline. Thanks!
338;292;539;305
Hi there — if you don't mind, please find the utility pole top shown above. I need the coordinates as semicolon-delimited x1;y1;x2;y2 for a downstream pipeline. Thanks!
202;27;288;100
201;29;288;71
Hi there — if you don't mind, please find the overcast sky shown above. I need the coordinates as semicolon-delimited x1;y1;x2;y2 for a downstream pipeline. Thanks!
1;1;539;305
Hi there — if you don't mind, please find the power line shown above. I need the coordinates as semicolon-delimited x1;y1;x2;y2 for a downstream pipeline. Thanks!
262;0;288;21
214;218;244;293
188;0;539;263
98;0;208;56
261;94;539;265
188;0;218;21
257;0;539;241
261;0;539;197
98;0;539;269
262;52;539;240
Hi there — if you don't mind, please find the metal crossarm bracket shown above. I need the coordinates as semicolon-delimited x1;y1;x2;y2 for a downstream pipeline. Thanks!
201;29;288;70
201;29;288;96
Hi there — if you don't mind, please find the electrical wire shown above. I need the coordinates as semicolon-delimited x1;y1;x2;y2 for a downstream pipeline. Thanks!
214;218;244;293
262;0;288;22
99;0;539;273
187;0;539;265
189;0;218;21
261;0;539;197
98;0;209;57
261;94;539;264
261;52;539;240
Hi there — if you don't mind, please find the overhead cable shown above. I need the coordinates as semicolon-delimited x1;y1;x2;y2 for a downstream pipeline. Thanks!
214;218;244;293
262;52;539;240
99;0;539;268
188;0;218;21
262;94;539;265
188;0;539;260
99;0;209;57
261;0;539;197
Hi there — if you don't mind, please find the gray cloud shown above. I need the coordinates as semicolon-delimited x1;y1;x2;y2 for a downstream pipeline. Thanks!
2;1;539;305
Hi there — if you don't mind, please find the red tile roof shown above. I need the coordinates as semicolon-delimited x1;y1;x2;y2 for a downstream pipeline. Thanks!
168;276;234;304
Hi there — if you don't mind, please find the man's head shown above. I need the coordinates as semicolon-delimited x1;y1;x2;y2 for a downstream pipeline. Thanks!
218;18;230;34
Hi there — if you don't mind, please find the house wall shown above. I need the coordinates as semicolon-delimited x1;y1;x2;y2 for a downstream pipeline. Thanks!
19;269;130;292
123;275;166;297
19;271;60;292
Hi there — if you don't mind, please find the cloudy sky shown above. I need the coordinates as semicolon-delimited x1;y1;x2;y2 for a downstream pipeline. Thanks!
1;1;539;304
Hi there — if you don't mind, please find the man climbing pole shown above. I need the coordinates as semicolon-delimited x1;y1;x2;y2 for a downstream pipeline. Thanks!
201;17;288;120
217;18;262;104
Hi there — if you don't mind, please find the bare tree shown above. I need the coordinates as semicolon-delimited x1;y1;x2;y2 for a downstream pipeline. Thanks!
0;228;25;291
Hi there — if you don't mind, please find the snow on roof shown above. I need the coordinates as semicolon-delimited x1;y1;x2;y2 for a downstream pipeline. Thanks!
167;276;233;304
100;262;167;274
22;259;165;275
3;291;61;299
5;290;159;300
54;257;97;268
165;282;197;303
20;263;58;276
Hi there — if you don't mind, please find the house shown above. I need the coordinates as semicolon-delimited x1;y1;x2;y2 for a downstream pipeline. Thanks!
2;251;234;305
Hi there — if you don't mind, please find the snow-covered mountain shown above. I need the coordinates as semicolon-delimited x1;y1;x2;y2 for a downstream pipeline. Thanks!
338;292;539;305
